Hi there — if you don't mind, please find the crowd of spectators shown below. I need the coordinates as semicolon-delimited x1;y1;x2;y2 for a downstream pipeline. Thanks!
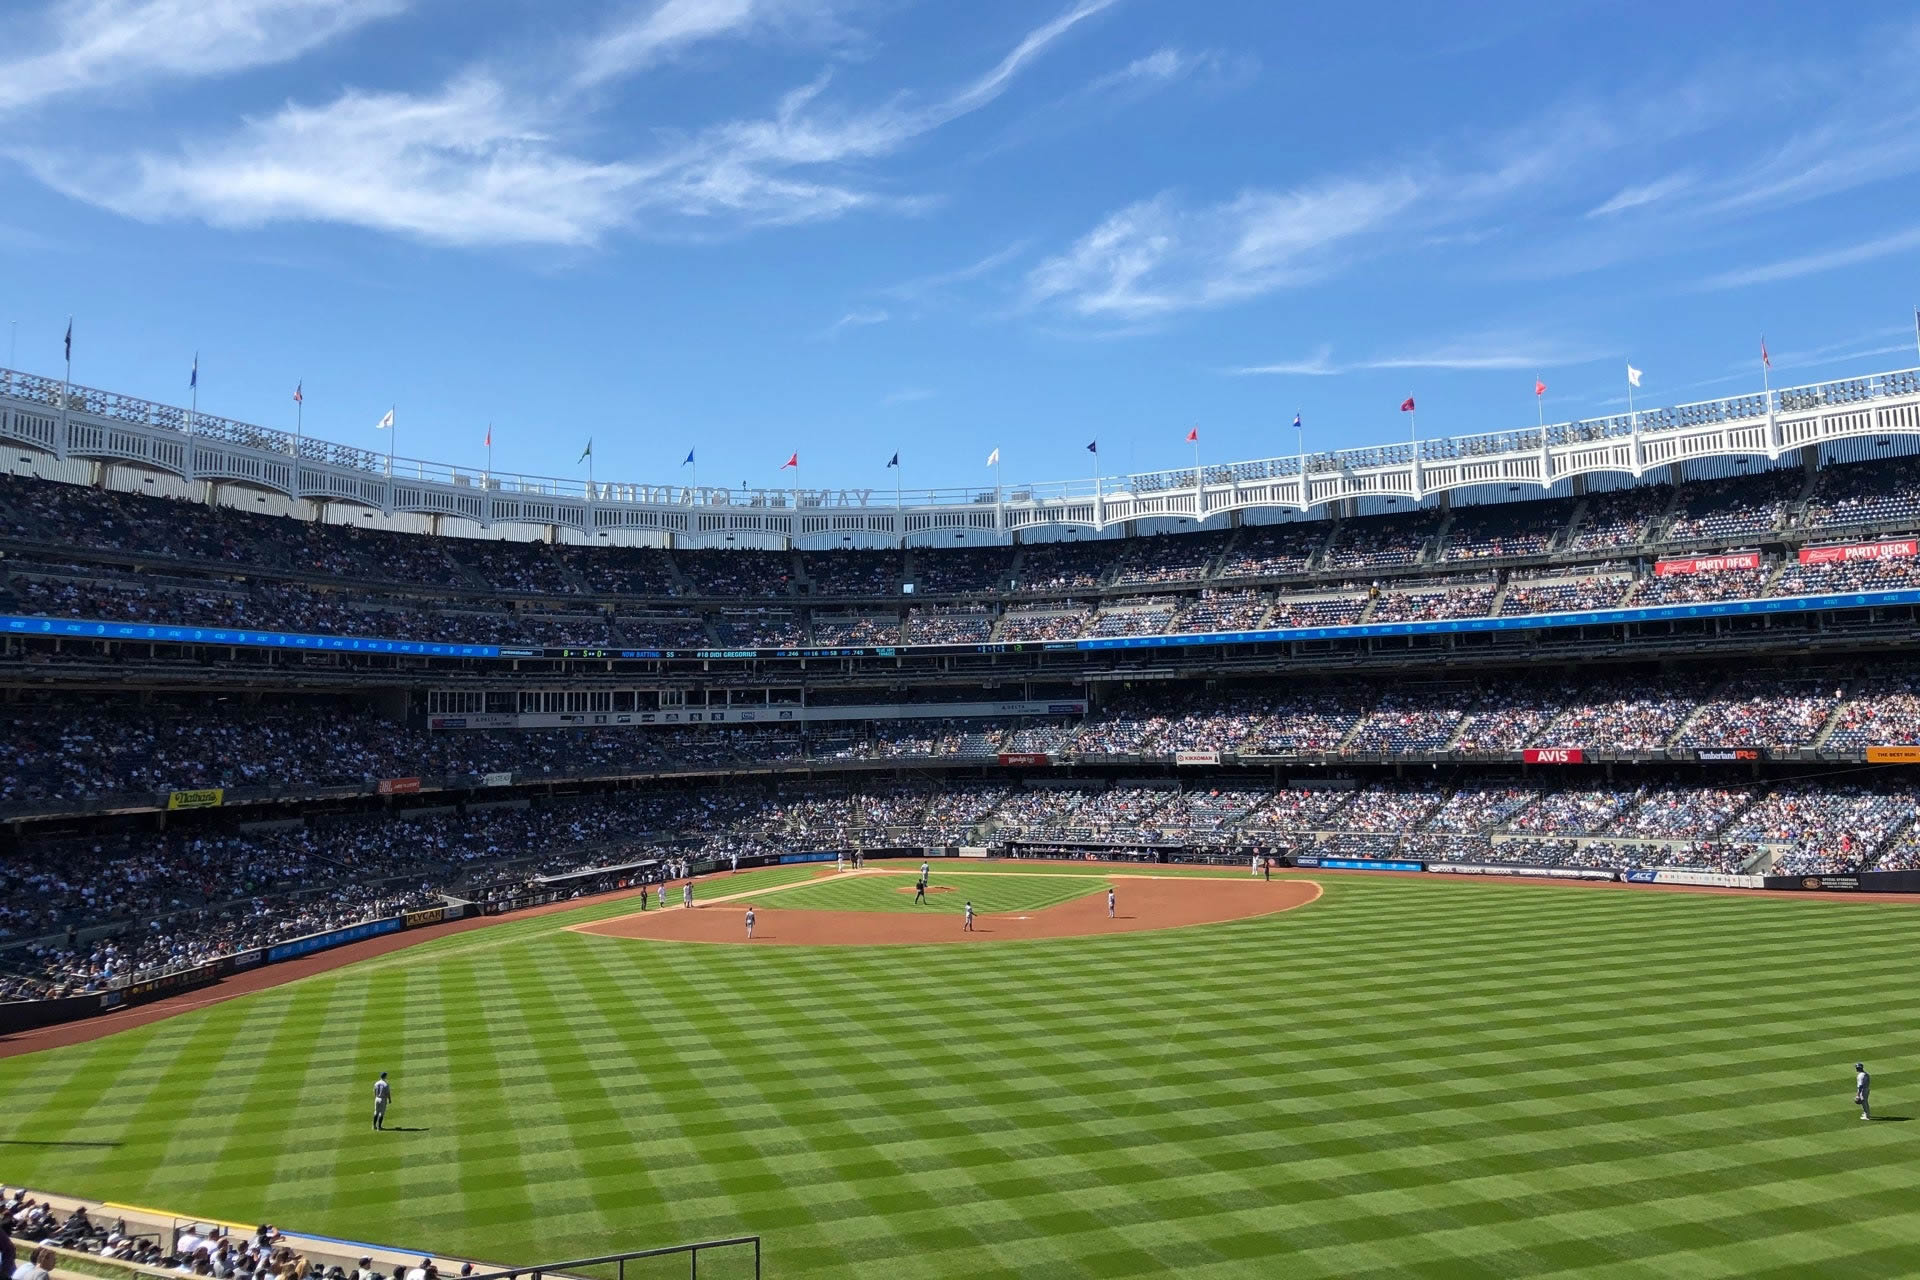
1323;512;1438;571
1369;585;1498;623
1016;541;1114;591
1568;487;1666;552
1631;563;1776;606
1663;469;1802;542
1216;523;1325;578
906;605;994;643
1803;456;1920;532
1440;501;1572;562
1676;676;1840;749
1499;574;1631;615
1173;589;1269;633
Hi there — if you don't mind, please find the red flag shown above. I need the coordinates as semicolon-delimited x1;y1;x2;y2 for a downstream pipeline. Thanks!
292;381;303;404
780;453;798;469
1534;379;1546;397
1400;396;1416;412
1185;427;1198;443
483;424;492;449
1761;338;1771;370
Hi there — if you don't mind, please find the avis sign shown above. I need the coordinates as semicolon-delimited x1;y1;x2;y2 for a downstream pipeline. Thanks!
1522;748;1584;764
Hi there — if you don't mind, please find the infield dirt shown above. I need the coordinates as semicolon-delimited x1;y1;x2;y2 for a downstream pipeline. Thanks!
575;872;1320;946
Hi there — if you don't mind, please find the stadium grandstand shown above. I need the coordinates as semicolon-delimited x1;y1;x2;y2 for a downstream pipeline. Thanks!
3;360;1920;999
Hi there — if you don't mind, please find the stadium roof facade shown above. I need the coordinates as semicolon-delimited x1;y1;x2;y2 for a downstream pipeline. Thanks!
3;364;1917;546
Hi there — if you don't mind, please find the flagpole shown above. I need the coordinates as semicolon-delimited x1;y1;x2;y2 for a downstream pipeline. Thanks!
388;407;396;477
294;384;303;457
894;456;903;551
1192;430;1201;490
1536;377;1545;429
188;358;197;436
487;425;493;480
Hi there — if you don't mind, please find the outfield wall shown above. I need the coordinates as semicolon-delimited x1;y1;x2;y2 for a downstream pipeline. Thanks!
0;904;467;1037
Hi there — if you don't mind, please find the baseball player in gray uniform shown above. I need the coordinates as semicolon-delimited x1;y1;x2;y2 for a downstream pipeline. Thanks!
372;1072;391;1131
1856;1063;1872;1120
745;906;756;940
963;901;975;932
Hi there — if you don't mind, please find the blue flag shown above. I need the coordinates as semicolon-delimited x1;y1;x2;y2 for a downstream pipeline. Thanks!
683;448;695;465
1086;440;1098;454
1292;412;1302;429
63;318;71;363
887;452;899;467
189;353;197;390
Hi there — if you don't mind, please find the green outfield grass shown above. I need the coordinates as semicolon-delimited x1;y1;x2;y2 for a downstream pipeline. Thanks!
2;869;1919;1279
767;870;1106;915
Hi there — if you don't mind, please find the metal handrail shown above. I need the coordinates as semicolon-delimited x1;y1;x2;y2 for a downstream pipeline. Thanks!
462;1237;761;1280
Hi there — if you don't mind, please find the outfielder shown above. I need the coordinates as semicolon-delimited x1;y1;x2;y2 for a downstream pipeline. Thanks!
1856;1062;1872;1120
683;881;693;909
745;906;756;940
372;1072;391;1131
1108;887;1116;918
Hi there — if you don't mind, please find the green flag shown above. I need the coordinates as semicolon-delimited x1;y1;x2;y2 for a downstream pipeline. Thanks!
578;438;593;463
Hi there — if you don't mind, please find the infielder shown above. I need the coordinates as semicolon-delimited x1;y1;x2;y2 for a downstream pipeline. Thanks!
963;901;975;932
920;860;931;883
683;881;693;909
1108;887;1116;918
745;906;755;940
639;883;649;911
1856;1062;1872;1120
372;1072;391;1131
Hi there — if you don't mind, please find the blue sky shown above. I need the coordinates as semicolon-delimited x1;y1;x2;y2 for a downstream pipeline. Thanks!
2;0;1919;494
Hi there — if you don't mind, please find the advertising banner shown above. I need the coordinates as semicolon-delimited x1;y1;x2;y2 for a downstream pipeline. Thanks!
230;949;265;971
266;915;403;964
1428;862;1614;880
377;777;422;796
1627;868;1764;889
1175;750;1220;766
1865;746;1920;764
1522;748;1585;764
480;771;514;787
1799;539;1918;565
1695;748;1766;762
997;753;1050;767
123;961;223;1000
1654;552;1762;576
403;907;447;928
166;788;225;810
1315;858;1422;872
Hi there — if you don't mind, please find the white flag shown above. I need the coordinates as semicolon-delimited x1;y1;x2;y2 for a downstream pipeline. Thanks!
375;408;394;429
1626;365;1642;388
986;447;1000;467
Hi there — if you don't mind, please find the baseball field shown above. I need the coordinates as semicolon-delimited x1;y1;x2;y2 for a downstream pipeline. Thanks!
2;862;1918;1278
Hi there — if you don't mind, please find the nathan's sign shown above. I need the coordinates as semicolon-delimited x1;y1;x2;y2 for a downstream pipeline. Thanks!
166;788;225;810
1654;552;1761;576
1799;539;1918;565
1522;748;1584;764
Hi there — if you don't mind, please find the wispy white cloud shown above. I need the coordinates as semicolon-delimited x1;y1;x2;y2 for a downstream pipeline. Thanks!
1026;179;1420;321
16;1;1114;246
0;0;404;114
1695;224;1920;290
576;0;852;87
822;307;888;337
17;76;643;247
1233;335;1607;377
882;386;935;404
1586;172;1694;217
879;240;1030;299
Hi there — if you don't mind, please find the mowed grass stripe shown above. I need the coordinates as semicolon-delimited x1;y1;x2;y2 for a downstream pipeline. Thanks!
767;873;1104;915
2;872;1919;1279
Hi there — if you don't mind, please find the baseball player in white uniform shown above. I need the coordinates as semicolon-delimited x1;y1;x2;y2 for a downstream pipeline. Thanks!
372;1072;391;1131
1856;1063;1871;1120
745;906;756;940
